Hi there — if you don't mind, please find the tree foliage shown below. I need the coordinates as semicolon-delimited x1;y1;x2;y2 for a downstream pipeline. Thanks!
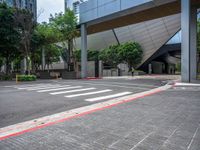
49;9;78;69
74;49;99;62
33;22;60;46
0;3;20;74
45;44;61;67
99;42;143;69
119;42;143;69
0;3;79;75
49;9;78;41
99;45;121;68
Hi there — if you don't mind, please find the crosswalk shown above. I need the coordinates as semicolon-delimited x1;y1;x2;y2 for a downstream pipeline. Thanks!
4;83;133;102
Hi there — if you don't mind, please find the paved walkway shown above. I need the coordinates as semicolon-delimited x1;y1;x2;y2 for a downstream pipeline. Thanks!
0;83;199;150
103;75;181;81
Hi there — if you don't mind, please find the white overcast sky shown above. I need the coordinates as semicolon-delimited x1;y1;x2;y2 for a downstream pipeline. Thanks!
37;0;64;23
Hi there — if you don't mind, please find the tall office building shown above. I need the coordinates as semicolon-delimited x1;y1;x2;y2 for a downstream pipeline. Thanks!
65;0;86;14
0;0;37;20
65;0;85;22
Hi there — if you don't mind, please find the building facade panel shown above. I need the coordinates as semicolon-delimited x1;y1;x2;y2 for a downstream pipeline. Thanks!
97;0;120;18
121;0;152;10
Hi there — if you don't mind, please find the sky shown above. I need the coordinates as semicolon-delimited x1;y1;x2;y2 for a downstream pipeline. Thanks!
37;0;64;23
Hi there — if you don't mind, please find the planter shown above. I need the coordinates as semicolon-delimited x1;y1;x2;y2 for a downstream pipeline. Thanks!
134;71;146;76
62;71;76;79
39;71;52;79
17;75;37;81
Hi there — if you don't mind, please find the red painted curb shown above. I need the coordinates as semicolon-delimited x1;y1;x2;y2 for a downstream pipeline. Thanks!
0;88;164;141
81;77;102;80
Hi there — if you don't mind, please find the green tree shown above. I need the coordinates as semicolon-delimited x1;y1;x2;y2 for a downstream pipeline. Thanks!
73;49;99;62
0;55;4;69
44;44;61;71
14;8;35;74
31;23;60;71
88;50;99;61
34;22;60;46
73;49;81;62
119;42;143;70
0;3;20;74
49;9;78;70
99;45;122;68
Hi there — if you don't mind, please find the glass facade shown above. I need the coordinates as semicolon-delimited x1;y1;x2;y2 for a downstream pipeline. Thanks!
65;0;87;23
0;0;37;20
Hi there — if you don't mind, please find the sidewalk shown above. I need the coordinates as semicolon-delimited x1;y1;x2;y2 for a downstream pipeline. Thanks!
103;75;181;81
0;84;199;150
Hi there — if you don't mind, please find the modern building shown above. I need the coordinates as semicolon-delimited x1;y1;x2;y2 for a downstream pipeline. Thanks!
75;0;200;82
65;0;86;22
0;0;37;20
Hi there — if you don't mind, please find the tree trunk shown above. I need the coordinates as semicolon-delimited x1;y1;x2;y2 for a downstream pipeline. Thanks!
31;59;36;74
5;56;10;75
42;47;45;71
25;56;30;75
68;39;73;71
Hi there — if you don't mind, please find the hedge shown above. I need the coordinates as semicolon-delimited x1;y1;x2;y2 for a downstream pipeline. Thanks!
17;75;37;81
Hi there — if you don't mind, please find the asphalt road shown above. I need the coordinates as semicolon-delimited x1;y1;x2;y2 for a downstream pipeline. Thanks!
0;78;165;128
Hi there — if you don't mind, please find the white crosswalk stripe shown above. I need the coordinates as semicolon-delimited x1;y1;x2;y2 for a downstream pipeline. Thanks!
50;88;96;95
4;83;133;102
6;84;52;88
85;92;132;102
17;84;60;90
65;89;112;98
26;85;71;91
20;85;63;91
37;86;83;92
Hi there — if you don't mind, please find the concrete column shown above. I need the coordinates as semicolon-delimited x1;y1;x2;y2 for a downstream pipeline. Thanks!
181;0;197;82
42;47;45;71
81;24;87;78
190;6;197;81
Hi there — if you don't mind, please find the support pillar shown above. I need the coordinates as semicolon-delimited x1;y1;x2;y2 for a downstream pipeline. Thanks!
190;6;197;81
181;0;197;82
81;24;87;78
42;47;45;71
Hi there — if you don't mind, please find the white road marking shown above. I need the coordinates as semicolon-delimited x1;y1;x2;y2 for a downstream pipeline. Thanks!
26;85;71;91
130;132;154;150
187;124;199;150
18;85;62;90
175;82;200;86
50;88;96;95
37;86;82;92
53;81;150;90
85;92;132;102
65;89;112;98
17;84;60;90
5;84;52;88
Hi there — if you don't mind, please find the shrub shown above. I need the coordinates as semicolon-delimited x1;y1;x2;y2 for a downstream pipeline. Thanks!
17;75;37;81
0;75;12;81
